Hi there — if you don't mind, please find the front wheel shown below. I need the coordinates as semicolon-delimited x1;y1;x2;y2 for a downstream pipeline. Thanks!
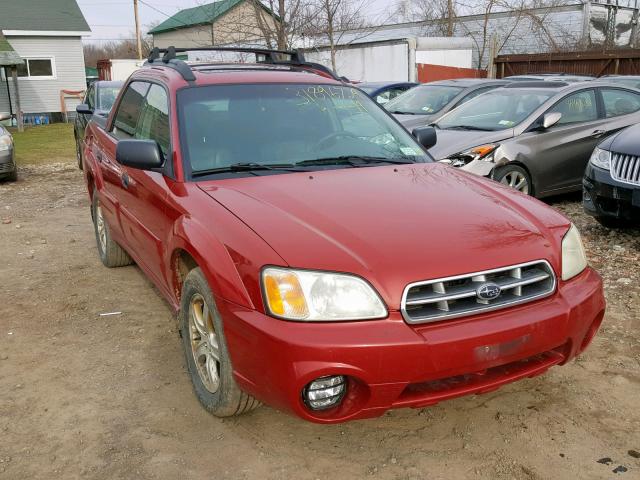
493;165;533;196
179;268;260;417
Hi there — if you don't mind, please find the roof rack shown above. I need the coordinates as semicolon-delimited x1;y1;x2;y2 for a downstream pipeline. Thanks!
503;81;569;88
145;46;342;82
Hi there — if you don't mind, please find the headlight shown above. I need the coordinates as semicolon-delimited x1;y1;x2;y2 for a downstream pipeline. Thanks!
443;144;498;167
0;134;12;152
561;224;588;281
262;267;387;321
589;147;611;170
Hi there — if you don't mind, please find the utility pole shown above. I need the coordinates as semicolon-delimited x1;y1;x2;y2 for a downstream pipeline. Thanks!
133;0;143;60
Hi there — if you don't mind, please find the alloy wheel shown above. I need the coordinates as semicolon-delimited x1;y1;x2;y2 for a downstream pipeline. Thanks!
95;203;107;253
188;293;221;393
500;170;530;194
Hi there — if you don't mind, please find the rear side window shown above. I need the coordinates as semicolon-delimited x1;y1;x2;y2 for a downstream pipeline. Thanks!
549;90;597;125
601;88;640;118
135;84;170;155
112;81;150;139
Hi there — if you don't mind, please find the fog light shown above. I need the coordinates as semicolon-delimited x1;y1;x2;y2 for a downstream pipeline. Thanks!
303;375;346;410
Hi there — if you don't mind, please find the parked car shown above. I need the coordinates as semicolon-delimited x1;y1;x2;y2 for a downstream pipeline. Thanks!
74;80;123;169
385;79;510;130
81;46;604;424
505;73;594;83
429;81;640;197
358;81;417;105
598;75;640;89
0;119;16;182
583;123;640;226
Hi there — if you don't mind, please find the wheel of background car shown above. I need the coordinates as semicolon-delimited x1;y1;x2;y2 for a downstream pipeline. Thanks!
179;267;261;417
91;193;133;268
595;216;633;228
315;131;360;150
493;165;533;195
76;138;83;171
6;166;17;182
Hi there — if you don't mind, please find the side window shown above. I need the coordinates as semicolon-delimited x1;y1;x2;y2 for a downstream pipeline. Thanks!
135;84;170;155
548;90;597;125
601;88;640;118
457;86;496;107
112;81;150;140
85;84;95;110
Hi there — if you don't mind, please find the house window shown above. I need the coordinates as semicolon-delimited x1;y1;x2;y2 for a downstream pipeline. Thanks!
16;58;55;79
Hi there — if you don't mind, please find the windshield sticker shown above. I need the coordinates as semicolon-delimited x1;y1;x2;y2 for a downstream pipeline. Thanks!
498;120;514;126
296;86;367;113
421;106;434;113
400;146;421;156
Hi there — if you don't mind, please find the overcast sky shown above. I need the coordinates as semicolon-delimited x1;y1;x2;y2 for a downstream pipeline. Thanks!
77;0;396;44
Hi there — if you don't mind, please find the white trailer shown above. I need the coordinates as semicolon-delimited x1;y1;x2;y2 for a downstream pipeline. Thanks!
303;36;474;83
97;59;144;81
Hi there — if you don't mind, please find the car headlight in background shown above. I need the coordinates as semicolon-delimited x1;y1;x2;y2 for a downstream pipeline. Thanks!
0;134;12;152
561;224;588;281
262;267;387;321
589;147;611;170
441;144;498;167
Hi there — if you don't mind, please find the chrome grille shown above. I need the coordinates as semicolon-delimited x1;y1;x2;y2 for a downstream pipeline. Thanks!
611;152;640;186
401;260;556;324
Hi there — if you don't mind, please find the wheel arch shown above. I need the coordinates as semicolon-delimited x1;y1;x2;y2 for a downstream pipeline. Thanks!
495;160;535;196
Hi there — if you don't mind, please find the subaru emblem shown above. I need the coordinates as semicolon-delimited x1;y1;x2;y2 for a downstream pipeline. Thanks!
476;282;501;301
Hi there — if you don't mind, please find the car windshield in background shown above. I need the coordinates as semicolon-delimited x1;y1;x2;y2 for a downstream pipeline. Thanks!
384;85;463;115
436;90;555;131
177;84;431;176
98;87;122;111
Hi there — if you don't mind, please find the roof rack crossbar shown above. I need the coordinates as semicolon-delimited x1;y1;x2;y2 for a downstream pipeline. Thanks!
143;45;342;82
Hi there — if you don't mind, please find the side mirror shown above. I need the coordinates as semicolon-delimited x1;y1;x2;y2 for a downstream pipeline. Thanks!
412;126;437;149
116;139;164;170
76;104;93;115
542;112;562;129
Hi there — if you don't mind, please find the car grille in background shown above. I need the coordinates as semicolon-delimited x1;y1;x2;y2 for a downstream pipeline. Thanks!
611;152;640;186
401;261;556;324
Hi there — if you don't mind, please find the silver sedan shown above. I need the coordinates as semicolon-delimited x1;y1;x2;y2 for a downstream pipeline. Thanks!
428;81;640;197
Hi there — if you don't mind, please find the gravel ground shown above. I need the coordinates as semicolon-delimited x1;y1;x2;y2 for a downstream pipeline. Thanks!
0;163;638;480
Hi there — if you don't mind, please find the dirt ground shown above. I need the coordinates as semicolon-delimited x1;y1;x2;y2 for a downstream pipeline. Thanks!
1;162;639;480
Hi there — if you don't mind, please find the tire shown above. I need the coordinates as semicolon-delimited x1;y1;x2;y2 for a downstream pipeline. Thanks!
91;192;133;268
76;136;83;170
493;164;533;196
595;216;632;228
178;267;260;417
6;166;17;182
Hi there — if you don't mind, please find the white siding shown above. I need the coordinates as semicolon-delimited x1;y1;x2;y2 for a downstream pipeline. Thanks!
0;36;86;114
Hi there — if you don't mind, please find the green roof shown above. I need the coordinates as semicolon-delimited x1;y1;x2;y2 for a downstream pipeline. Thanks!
149;0;272;35
0;33;23;66
0;0;90;32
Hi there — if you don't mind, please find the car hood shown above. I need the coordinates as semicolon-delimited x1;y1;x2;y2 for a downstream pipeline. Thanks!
428;128;514;160
606;123;640;155
198;164;568;309
393;113;437;129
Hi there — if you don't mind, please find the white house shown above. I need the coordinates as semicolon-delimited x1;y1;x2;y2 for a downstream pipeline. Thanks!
0;0;90;121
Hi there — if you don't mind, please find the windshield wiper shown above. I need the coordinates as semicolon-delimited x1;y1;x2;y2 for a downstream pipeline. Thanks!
191;162;307;177
443;125;494;131
389;110;417;115
295;156;415;167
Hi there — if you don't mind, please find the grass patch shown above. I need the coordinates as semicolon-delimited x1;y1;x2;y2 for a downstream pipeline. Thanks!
9;123;75;165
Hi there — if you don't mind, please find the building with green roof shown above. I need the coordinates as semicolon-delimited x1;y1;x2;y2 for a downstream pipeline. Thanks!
0;0;90;119
149;0;278;49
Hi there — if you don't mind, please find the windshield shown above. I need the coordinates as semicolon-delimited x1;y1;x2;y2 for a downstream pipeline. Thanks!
177;84;431;176
98;87;122;111
436;89;555;131
385;85;463;115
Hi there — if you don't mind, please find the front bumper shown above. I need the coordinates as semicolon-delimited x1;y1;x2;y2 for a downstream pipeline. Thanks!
0;149;15;177
220;267;604;423
583;164;640;222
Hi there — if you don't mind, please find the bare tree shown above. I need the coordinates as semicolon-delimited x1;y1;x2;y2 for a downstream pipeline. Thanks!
83;34;153;67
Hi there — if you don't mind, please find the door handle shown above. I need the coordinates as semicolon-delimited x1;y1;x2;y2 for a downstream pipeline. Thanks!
121;172;130;189
591;129;607;138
